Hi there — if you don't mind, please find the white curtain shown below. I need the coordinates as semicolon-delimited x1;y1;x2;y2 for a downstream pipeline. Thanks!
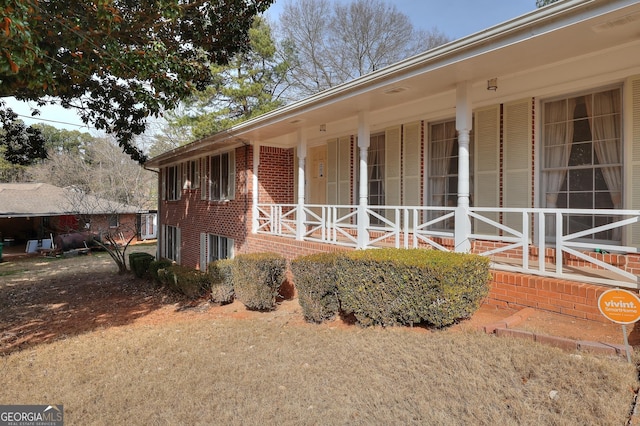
586;89;622;240
544;98;574;208
430;123;456;206
585;90;622;208
544;98;574;238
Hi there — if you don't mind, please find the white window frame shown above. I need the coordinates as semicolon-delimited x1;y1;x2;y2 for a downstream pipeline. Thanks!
200;233;234;269
161;225;181;262
427;119;474;230
183;159;200;190
108;214;119;229
540;86;623;242
163;164;181;201
206;151;236;201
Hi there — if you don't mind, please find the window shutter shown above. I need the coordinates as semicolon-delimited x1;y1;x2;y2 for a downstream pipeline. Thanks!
176;227;181;264
474;105;500;235
228;149;236;200
200;157;208;200
161;168;167;201
227;238;235;258
182;161;188;189
327;139;338;204
293;147;298;203
628;76;640;245
160;225;166;258
177;164;182;201
503;99;533;234
403;122;421;207
338;136;351;206
200;233;207;271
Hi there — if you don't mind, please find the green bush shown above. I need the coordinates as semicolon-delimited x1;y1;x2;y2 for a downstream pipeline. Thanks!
148;259;173;284
208;258;235;304
233;252;286;311
129;252;155;278
336;249;491;328
290;252;341;323
158;264;209;299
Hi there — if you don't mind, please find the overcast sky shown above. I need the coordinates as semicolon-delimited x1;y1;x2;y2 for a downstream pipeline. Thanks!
8;0;539;131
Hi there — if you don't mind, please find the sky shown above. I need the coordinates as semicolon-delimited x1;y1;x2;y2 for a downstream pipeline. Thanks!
6;0;538;132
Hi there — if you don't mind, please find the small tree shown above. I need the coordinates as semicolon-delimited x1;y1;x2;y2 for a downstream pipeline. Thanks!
63;187;141;274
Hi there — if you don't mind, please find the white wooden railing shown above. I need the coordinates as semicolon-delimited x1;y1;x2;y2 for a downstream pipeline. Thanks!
256;204;640;288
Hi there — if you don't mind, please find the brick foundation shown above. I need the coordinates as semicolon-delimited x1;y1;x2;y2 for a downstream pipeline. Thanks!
487;271;611;323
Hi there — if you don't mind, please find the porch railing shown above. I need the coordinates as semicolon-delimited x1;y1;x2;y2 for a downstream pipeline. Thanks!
256;203;640;288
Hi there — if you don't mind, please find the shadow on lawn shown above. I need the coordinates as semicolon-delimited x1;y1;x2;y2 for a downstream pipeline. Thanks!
0;267;181;355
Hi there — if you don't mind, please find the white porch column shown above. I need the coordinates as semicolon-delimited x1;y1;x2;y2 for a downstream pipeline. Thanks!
251;143;260;234
357;111;370;248
296;129;307;240
455;81;472;252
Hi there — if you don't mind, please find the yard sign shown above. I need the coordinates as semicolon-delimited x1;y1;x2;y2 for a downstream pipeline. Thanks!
598;289;640;324
597;288;640;364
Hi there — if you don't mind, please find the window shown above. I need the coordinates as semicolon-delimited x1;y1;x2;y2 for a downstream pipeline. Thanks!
428;119;474;228
164;165;181;201
542;87;622;240
368;133;385;223
183;159;200;190
205;234;234;264
108;214;119;228
207;151;235;201
162;225;180;262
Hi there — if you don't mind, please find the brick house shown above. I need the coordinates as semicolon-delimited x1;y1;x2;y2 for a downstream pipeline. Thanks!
0;183;146;248
146;0;640;321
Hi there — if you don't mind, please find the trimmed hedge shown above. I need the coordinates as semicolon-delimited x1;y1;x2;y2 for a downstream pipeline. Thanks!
336;249;491;327
157;264;209;299
233;252;286;311
290;253;340;323
148;259;173;284
129;252;155;278
208;259;235;305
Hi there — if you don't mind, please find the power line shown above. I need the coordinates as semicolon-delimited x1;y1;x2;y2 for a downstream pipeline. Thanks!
14;113;91;129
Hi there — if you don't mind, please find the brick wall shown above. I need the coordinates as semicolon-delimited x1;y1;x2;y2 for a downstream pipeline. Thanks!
258;146;294;204
487;271;609;323
161;145;256;269
161;145;298;269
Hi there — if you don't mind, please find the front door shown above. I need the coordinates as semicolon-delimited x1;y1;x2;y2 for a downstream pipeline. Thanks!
308;145;327;205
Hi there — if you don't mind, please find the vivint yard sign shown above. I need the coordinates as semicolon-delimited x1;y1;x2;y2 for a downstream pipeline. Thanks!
598;289;640;325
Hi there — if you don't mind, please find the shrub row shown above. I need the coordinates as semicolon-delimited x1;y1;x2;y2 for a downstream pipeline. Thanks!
145;253;287;309
291;249;491;328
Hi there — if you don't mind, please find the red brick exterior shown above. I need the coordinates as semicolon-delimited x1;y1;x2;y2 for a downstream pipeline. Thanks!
159;145;296;270
158;109;636;324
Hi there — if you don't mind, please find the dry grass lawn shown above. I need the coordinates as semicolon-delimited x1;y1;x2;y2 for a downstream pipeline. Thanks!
0;246;638;425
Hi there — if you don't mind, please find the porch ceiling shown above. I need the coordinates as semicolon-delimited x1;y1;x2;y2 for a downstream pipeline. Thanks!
146;0;640;165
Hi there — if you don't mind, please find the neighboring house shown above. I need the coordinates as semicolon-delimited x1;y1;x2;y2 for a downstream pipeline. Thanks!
0;183;147;248
146;0;640;321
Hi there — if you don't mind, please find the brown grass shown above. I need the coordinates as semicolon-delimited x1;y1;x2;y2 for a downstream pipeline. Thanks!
0;247;638;425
